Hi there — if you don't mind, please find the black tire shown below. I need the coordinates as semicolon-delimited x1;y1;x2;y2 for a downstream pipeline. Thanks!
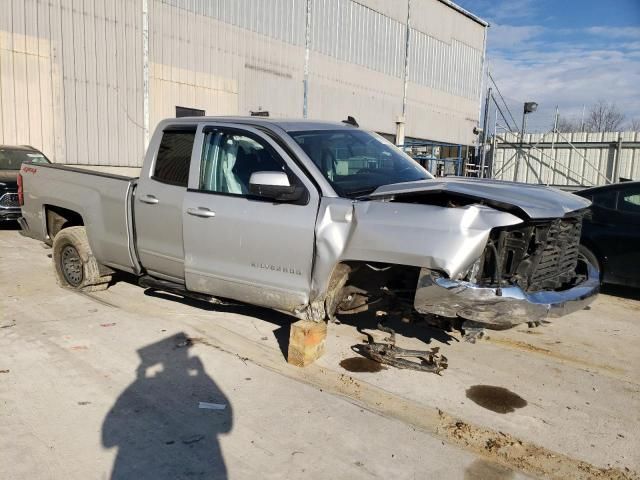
52;226;112;292
578;244;602;282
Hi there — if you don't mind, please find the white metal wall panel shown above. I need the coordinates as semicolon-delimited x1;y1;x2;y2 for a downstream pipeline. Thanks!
491;132;640;186
149;0;306;133
307;50;403;134
163;0;306;46
0;0;144;166
310;0;405;78
1;0;487;166
411;0;485;47
619;131;640;180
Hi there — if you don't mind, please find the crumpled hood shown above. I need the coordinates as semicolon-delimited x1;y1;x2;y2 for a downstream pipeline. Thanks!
0;170;18;189
369;177;591;219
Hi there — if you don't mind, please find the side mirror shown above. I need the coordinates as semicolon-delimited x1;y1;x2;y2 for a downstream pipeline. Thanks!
248;171;306;203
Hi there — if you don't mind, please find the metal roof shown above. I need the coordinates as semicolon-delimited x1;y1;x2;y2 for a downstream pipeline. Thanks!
163;116;359;132
577;181;640;195
436;0;489;27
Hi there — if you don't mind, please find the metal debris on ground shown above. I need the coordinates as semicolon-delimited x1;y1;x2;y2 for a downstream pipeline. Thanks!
198;402;227;410
358;342;448;374
354;319;448;374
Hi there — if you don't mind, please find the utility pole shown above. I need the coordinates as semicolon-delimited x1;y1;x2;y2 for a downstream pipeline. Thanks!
479;87;492;178
491;108;498;178
396;0;412;147
548;105;559;185
547;105;560;186
613;134;623;183
515;112;525;182
514;101;538;182
302;0;311;118
142;0;150;147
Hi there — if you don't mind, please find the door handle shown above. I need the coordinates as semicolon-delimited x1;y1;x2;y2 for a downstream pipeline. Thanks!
187;207;216;218
140;195;159;205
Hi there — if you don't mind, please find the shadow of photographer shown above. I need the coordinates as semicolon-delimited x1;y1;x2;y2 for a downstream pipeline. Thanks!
102;332;232;479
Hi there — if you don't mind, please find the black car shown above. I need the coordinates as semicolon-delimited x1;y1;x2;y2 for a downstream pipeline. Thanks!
576;181;640;288
0;145;51;223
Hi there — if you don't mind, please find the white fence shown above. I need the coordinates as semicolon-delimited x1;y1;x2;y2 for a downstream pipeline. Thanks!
489;131;640;186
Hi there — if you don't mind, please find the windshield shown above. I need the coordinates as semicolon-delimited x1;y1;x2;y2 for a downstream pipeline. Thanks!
0;148;50;170
288;130;432;197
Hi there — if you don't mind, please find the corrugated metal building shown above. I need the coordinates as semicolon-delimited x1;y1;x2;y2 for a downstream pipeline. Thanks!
0;0;486;167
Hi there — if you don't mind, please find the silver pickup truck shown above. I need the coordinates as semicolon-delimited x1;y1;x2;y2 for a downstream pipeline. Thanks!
19;117;598;342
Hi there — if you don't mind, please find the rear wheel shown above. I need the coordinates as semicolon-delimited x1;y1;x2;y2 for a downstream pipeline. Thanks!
52;226;112;292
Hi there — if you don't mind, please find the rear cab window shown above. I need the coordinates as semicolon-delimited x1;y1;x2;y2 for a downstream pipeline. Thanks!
152;128;197;187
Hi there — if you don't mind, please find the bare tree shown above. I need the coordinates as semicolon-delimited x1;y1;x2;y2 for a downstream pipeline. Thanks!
555;116;581;133
628;118;640;132
584;100;625;132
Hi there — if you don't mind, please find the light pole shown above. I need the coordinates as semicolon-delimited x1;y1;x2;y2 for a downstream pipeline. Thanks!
514;101;538;182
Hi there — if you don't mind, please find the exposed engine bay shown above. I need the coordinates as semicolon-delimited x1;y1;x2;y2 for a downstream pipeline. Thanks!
470;210;586;292
326;207;593;374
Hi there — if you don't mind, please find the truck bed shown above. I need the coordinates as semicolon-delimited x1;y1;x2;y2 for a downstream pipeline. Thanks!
20;162;139;274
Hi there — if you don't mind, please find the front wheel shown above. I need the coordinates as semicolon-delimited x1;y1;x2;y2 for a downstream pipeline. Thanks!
578;244;602;283
52;226;111;292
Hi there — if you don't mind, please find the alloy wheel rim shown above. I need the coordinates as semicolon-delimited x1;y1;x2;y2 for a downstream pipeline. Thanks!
61;245;83;286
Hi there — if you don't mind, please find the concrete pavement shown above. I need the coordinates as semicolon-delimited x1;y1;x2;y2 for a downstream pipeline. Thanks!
1;226;638;479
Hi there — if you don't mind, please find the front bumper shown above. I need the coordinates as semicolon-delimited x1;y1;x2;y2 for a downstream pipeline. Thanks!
0;191;20;221
0;206;21;222
414;263;600;329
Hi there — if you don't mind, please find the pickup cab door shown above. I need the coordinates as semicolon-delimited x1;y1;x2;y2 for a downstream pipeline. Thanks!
182;124;320;312
134;125;197;282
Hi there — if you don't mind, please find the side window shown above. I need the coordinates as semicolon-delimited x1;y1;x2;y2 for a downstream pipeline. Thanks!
199;129;288;195
590;190;617;210
153;129;196;187
618;187;640;214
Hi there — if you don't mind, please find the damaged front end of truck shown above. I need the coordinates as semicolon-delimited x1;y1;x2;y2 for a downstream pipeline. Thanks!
414;208;599;330
307;178;599;370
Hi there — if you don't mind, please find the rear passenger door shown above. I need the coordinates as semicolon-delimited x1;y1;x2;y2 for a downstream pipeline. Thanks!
608;185;640;283
182;124;320;311
135;125;196;282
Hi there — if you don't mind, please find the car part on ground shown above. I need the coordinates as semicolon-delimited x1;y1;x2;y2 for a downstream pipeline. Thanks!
355;342;448;374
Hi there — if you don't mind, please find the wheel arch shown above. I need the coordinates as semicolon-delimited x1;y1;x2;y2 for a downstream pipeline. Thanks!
45;205;85;243
580;237;606;271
